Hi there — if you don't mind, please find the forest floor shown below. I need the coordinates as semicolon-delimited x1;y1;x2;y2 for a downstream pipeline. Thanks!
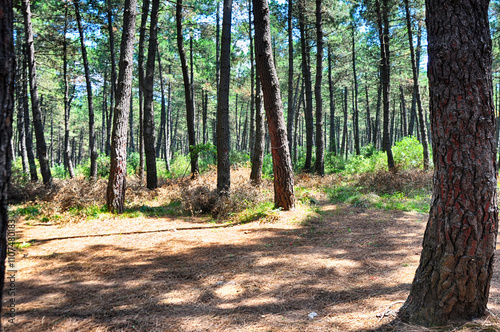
6;169;500;331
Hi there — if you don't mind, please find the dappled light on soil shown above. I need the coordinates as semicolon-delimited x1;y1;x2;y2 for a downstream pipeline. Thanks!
8;201;500;331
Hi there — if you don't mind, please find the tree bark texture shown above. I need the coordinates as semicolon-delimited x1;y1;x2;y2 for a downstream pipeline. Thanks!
143;0;160;189
106;0;137;213
22;0;52;185
253;0;295;210
217;0;232;195
177;0;199;178
0;1;14;328
399;0;498;326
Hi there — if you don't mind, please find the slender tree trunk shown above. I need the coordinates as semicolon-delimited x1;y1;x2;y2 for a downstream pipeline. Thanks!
299;1;314;172
15;37;28;174
376;0;395;172
143;0;159;189
63;6;75;178
217;0;232;194
138;0;150;182
365;84;372;145
22;0;51;185
403;0;429;169
253;0;295;210
0;1;15;327
22;48;37;182
250;72;264;185
400;85;408;137
248;0;255;158
177;0;199;178
156;47;166;158
106;0;117;156
294;82;303;164
399;0;497;325
286;0;294;157
341;87;348;158
328;45;336;154
75;0;97;181
314;0;324;175
166;64;173;168
352;21;360;155
107;0;137;213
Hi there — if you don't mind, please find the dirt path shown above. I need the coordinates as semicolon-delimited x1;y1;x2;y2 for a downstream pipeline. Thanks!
7;203;500;331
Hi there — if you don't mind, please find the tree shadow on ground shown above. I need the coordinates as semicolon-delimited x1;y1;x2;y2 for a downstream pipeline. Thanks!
8;206;438;331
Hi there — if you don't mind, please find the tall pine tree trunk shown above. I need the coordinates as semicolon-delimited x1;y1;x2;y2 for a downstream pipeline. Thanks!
352;21;360;155
314;0;324;175
403;0;429;169
217;0;232;194
106;0;117;156
107;0;137;213
0;0;15;326
299;0;314;172
253;0;295;210
63;6;75;178
286;0;294;158
399;0;497;326
138;0;150;181
22;0;52;185
376;0;395;172
75;0;97;181
143;0;159;189
177;0;199;178
250;72;264;185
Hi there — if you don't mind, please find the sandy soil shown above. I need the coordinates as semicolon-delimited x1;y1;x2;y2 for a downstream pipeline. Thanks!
5;203;500;331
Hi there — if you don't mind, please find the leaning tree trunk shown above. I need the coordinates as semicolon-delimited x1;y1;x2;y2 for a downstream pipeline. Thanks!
74;0;98;181
0;1;14;328
399;0;498;326
216;0;232;195
314;0;324;175
177;0;199;178
143;0;160;189
22;0;52;185
253;0;295;210
106;0;137;213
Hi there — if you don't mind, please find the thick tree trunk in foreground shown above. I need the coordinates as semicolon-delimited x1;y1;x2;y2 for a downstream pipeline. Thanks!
143;0;160;189
253;0;295;210
177;0;199;178
74;0;98;181
22;0;52;185
107;0;137;213
217;0;232;195
0;1;15;328
399;0;498;326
